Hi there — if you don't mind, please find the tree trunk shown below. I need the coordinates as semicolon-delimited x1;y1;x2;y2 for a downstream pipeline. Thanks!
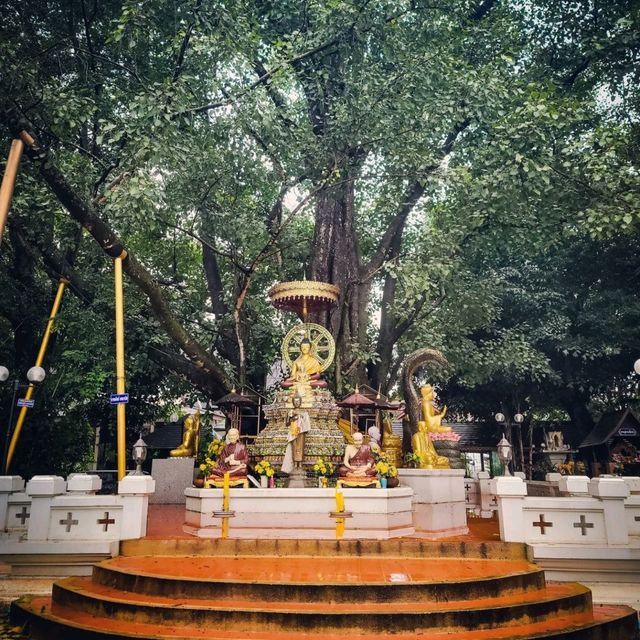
309;171;363;383
561;391;595;438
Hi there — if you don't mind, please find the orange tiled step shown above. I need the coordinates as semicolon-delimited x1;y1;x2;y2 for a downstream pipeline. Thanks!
120;538;527;561
50;578;594;633
12;596;639;640
93;555;545;602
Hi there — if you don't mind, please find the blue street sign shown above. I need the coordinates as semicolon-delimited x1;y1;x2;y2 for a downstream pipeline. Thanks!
110;393;129;405
17;398;35;408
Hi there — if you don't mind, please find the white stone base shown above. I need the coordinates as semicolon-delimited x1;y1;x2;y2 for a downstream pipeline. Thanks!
150;458;194;504
184;487;415;539
533;545;640;583
398;469;468;538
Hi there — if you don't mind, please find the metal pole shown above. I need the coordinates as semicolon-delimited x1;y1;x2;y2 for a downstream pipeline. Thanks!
0;132;34;247
2;380;20;472
114;253;127;481
5;279;67;472
0;140;25;245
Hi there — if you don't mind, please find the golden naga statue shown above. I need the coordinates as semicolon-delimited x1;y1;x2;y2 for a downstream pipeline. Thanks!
400;348;450;470
420;384;452;433
169;412;200;457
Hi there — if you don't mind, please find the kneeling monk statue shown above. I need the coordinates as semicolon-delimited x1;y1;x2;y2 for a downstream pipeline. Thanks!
210;427;248;478
339;431;377;478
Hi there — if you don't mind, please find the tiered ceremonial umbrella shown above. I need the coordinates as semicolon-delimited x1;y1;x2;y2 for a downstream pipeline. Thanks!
215;389;256;431
338;385;375;433
268;280;339;321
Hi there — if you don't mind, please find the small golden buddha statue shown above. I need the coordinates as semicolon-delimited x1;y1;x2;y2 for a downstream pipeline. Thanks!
381;411;402;468
420;384;451;433
282;338;327;396
169;414;198;457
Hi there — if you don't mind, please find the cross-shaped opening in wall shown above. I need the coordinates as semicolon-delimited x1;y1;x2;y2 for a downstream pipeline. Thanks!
533;514;553;535
573;514;594;536
15;506;30;525
59;512;79;532
97;512;116;532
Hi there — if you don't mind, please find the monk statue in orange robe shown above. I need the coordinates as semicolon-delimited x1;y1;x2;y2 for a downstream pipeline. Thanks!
210;427;248;478
339;431;377;478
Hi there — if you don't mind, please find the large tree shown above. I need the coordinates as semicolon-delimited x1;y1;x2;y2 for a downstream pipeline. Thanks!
0;0;638;434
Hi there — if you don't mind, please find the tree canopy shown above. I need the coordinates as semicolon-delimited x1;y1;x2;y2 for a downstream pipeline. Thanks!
0;0;639;473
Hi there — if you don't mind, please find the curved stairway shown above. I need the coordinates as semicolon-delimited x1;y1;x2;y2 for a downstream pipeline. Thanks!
11;538;639;640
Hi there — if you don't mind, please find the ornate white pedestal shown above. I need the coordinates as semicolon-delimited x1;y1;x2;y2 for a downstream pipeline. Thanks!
150;458;194;504
398;469;468;538
183;487;415;539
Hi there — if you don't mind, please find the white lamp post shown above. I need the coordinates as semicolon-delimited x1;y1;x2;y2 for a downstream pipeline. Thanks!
2;366;47;472
131;436;148;476
497;435;513;476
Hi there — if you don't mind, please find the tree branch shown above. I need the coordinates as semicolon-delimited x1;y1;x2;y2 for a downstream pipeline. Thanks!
172;0;204;83
362;118;470;281
2;111;231;391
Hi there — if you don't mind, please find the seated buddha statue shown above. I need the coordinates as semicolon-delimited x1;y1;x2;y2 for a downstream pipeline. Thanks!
282;338;328;393
339;431;377;478
169;414;198;457
420;384;451;433
210;428;248;478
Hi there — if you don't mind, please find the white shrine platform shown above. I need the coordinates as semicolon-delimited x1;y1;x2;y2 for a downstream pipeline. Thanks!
398;468;469;538
183;487;415;539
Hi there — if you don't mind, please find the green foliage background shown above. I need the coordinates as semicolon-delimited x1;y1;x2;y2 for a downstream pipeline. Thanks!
0;0;638;474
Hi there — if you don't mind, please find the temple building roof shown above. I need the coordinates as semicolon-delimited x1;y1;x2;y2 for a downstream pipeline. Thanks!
579;407;640;448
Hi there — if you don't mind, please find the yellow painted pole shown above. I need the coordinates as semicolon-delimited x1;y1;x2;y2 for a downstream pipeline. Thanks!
0;132;35;247
114;252;128;481
222;472;230;539
335;487;345;539
5;279;67;472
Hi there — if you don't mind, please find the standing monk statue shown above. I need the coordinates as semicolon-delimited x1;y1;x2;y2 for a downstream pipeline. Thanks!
281;393;311;473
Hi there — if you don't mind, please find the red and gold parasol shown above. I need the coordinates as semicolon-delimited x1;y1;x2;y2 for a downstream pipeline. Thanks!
268;280;339;321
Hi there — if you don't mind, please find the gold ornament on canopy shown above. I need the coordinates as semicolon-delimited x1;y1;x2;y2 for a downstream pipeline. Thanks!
268;280;339;322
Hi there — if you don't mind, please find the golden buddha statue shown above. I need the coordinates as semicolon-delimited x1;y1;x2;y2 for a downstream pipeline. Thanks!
408;385;449;469
281;338;327;397
169;413;199;457
411;419;449;469
420;384;451;433
381;411;402;468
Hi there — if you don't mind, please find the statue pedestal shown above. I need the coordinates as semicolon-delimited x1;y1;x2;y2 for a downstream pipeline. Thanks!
150;458;194;504
286;468;307;488
184;487;415;539
398;469;468;538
